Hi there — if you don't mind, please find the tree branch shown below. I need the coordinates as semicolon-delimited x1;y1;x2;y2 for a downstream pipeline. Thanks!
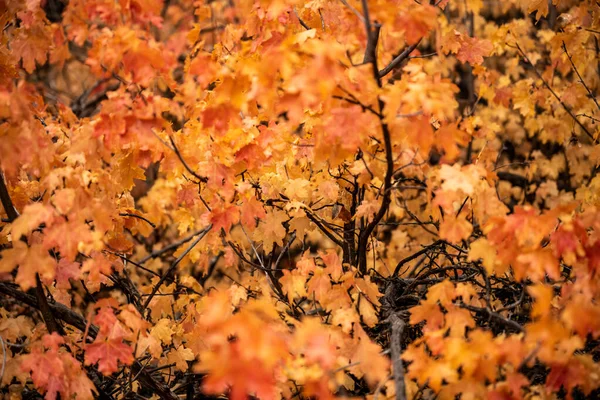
388;312;407;400
393;240;444;276
378;40;421;78
562;41;600;111
356;0;395;274
515;42;595;142
1;166;67;338
0;282;180;400
142;224;212;312
0;170;19;222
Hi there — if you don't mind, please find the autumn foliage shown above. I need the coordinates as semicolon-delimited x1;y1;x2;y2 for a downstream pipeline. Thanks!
1;0;600;399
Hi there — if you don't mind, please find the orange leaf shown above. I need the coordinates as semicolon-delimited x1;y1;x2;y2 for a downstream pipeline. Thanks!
85;337;134;375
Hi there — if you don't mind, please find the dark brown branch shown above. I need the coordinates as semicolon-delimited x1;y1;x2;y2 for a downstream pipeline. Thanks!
199;25;225;35
119;213;156;229
142;224;212;312
363;23;381;64
293;7;311;30
138;227;209;264
1;169;65;339
0;170;19;222
378;40;421;78
393;240;444;276
458;303;524;333
168;135;208;183
388;312;407;400
35;276;65;335
304;211;345;248
0;282;90;336
0;281;179;400
356;0;395;275
496;171;530;188
227;240;263;269
273;232;296;270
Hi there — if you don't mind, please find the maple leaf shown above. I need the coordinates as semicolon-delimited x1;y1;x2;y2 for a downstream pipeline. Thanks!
410;301;445;331
280;269;308;302
284;178;312;202
527;0;549;20
85;337;135;375
425;280;456;306
456;36;493;65
43;217;94;261
10;203;55;240
11;26;51;73
351;326;390;386
528;284;554;319
516;249;560;281
355;275;382;307
320;249;343;281
355;200;380;223
331;307;359;333
254;210;288;253
81;252;115;291
0;241;56;290
55;258;81;289
444;307;475;337
293;318;338;370
439;215;473;244
0;314;34;342
239;196;267;229
21;333;96;400
151;318;175;344
200;340;280;400
167;345;196;371
307;267;332;301
468;238;500;275
358;294;378;327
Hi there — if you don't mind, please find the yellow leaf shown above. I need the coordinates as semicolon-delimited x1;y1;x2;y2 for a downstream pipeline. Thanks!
151;319;174;345
358;295;378;327
167;345;195;371
468;238;498;275
279;269;308;302
294;29;316;44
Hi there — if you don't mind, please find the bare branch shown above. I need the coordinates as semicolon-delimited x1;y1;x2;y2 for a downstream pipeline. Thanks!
378;40;421;78
142;224;212;313
388;312;407;400
562;41;600;111
514;41;595;142
0;170;19;222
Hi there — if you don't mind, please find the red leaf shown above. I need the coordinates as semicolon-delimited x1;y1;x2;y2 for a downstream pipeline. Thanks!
85;337;134;375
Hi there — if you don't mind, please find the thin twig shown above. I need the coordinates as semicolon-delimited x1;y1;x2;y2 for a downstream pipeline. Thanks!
0;335;6;385
459;302;524;332
0;283;178;399
379;40;422;78
293;7;311;30
119;213;156;229
139;227;210;264
0;170;19;222
168;136;208;183
339;0;365;23
562;41;600;111
393;240;444;276
142;224;212;312
514;41;595;142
